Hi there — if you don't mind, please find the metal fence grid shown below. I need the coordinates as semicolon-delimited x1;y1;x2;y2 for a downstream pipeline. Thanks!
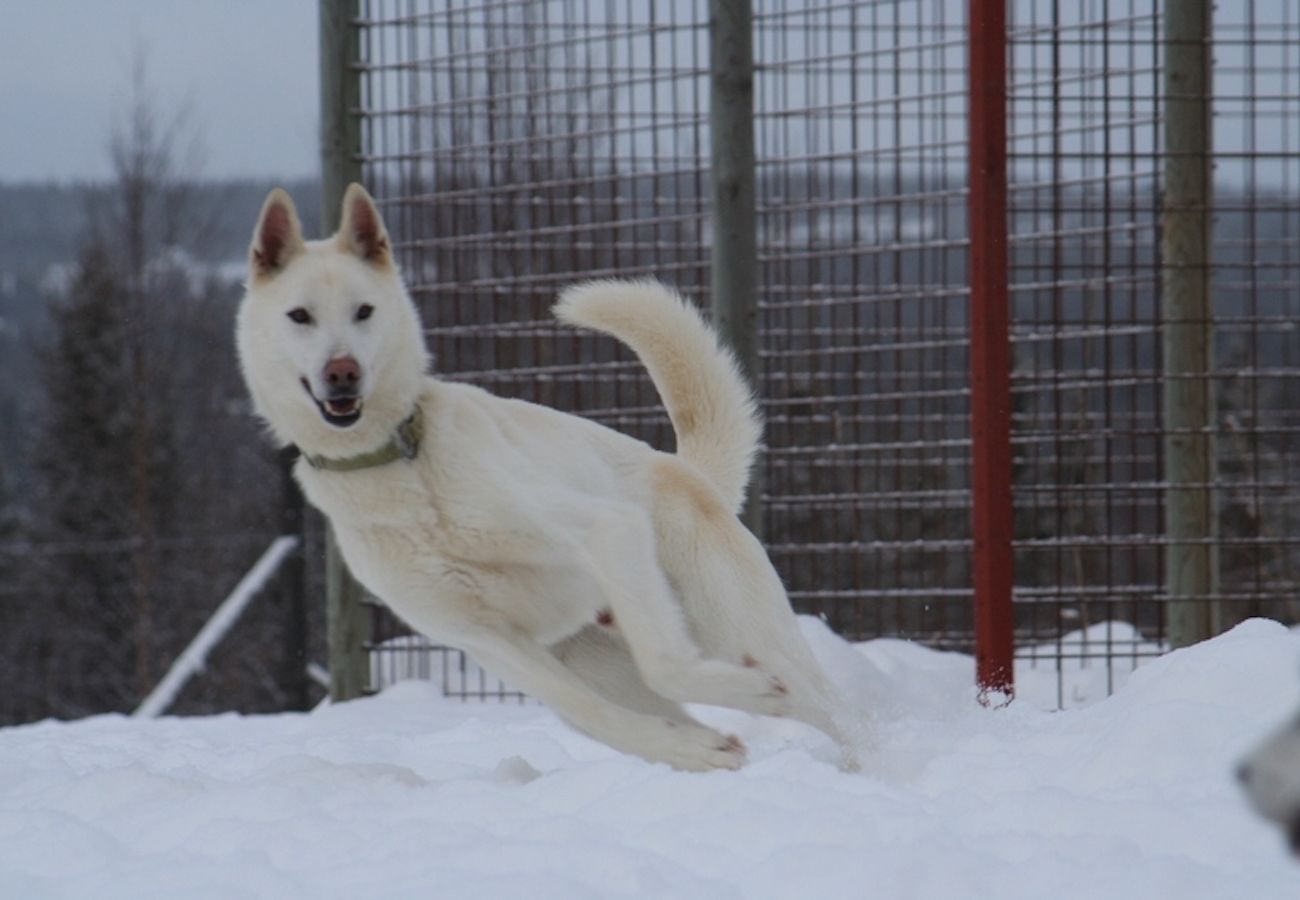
1209;0;1300;623
1006;2;1170;685
1006;0;1300;700
349;0;1300;703
753;1;972;648
356;0;709;695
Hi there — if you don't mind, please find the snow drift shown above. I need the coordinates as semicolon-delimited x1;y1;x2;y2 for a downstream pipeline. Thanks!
2;618;1297;899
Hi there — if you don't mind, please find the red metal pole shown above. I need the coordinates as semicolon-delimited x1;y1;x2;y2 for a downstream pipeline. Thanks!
968;0;1015;698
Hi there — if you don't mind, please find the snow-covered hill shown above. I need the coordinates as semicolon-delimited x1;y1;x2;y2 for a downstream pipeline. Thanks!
2;619;1297;899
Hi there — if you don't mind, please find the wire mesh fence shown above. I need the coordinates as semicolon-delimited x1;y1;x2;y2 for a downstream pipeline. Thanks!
348;0;1300;704
1006;0;1300;702
355;0;710;696
1006;2;1172;691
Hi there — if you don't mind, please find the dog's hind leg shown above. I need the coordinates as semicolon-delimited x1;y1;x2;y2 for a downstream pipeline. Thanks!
447;616;747;771
572;506;793;718
649;458;868;768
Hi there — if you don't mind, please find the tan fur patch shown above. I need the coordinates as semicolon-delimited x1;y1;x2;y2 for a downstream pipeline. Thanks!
249;266;277;286
650;459;729;523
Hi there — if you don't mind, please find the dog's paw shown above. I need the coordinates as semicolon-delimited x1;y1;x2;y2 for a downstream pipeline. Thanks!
682;659;794;718
654;720;747;772
837;746;863;774
735;665;794;716
766;673;789;697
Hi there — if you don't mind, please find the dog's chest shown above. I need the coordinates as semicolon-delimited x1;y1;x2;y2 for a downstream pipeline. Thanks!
295;460;602;643
297;463;449;582
297;462;431;531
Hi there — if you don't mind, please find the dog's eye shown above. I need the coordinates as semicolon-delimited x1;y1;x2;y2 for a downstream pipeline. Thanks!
355;304;374;322
287;308;312;325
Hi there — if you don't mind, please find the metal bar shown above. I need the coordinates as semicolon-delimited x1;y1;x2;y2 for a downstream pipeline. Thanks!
319;0;370;702
135;537;300;718
968;0;1015;698
1161;0;1219;648
709;0;761;534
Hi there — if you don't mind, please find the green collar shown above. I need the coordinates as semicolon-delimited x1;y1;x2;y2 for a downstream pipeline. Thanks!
301;406;424;472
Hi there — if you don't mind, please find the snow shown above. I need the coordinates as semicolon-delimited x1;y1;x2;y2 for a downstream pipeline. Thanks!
1014;620;1168;710
2;618;1298;899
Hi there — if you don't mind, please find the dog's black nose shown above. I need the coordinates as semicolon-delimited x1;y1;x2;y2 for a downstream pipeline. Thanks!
1236;762;1252;785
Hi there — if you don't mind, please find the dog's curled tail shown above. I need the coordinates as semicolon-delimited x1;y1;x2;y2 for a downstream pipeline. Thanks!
554;280;762;514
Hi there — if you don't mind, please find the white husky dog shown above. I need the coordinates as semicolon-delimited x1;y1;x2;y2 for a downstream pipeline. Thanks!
237;183;861;771
1239;710;1300;855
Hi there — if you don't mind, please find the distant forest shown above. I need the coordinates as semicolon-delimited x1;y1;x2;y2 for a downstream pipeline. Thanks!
0;177;321;725
0;178;320;465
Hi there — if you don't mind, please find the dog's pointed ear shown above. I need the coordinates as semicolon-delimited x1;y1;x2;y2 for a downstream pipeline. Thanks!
250;188;305;280
336;182;392;268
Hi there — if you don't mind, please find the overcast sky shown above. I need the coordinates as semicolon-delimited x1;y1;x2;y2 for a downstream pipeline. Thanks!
0;0;319;183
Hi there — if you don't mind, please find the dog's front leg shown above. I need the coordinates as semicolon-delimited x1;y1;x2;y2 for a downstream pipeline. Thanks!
550;626;701;726
450;620;747;772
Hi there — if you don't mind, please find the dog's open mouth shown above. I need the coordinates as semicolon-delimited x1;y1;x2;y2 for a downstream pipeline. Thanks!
323;396;362;423
302;378;363;428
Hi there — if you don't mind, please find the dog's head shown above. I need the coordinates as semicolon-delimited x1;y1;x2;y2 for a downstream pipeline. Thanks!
1239;710;1300;856
236;184;429;456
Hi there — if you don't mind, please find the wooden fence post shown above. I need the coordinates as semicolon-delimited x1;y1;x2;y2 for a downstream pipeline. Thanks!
319;0;370;701
708;0;762;536
1162;0;1219;648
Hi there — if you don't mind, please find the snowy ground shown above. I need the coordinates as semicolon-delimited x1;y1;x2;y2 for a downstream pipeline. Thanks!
2;618;1297;899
